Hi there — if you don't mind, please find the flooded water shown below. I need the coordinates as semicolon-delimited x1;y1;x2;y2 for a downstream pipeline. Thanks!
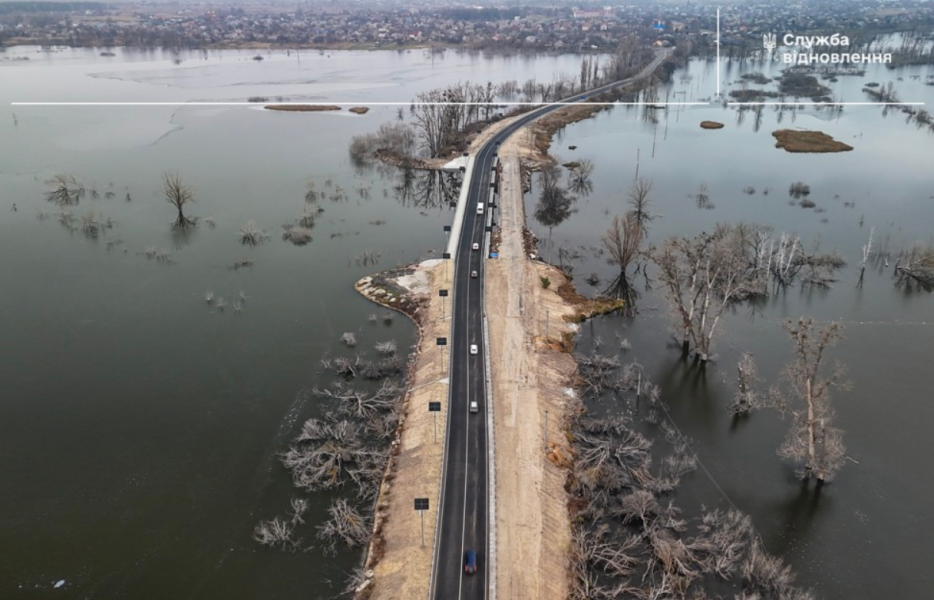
0;47;591;598
2;45;932;599
528;57;934;598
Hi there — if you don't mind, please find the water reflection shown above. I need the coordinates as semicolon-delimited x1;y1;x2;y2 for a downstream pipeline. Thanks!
392;168;462;209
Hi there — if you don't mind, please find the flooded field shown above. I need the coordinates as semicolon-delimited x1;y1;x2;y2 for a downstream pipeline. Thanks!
526;57;934;599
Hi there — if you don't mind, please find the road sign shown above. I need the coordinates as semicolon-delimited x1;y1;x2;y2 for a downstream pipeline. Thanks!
436;337;447;346
442;252;451;259
429;402;441;412
439;290;449;297
415;497;430;548
443;225;451;232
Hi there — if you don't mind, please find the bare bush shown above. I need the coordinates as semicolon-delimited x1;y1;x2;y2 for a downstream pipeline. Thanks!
45;174;84;206
340;332;357;347
316;498;371;556
374;340;397;355
282;223;313;246
253;517;298;551
788;182;811;199
238;221;270;247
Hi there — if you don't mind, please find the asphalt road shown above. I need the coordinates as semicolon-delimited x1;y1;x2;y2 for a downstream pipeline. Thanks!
428;50;670;600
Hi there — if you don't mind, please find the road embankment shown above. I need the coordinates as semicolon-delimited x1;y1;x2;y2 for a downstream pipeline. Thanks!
353;259;452;600
484;138;579;600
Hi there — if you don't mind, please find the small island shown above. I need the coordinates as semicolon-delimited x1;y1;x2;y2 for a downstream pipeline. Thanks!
700;120;724;129
772;129;854;153
264;104;342;112
348;106;370;114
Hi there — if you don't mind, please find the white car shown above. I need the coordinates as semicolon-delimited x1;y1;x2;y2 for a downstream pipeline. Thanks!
472;242;480;251
470;270;478;278
469;400;479;414
469;344;478;355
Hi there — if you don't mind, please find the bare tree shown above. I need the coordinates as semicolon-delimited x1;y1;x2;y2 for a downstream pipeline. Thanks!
695;182;714;210
566;159;595;196
316;498;370;556
162;172;196;227
763;318;849;483
653;224;760;362
857;226;874;288
731;352;759;415
601;213;642;315
534;164;576;262
627;178;657;237
45;174;85;206
894;242;934;292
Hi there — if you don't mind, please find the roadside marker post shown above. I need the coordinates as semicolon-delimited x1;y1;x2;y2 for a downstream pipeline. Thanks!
429;401;441;443
436;337;447;375
442;251;451;283
414;498;430;548
439;289;448;321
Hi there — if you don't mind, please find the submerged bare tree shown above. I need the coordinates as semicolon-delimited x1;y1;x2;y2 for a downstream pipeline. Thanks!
316;498;371;556
600;213;642;315
731;352;760;415
762;318;849;483
857;226;874;288
238;221;270;246
162;172;196;227
627;177;657;237
566;159;595;196
534;164;577;262
653;224;761;362
45;174;85;206
893;242;934;292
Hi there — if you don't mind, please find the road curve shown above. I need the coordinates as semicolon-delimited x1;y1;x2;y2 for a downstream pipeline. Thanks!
429;49;671;600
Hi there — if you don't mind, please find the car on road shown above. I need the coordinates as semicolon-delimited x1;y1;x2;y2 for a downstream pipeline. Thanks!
580;95;587;100
472;242;480;251
469;344;478;355
464;549;477;574
477;202;484;214
470;270;478;278
469;400;478;414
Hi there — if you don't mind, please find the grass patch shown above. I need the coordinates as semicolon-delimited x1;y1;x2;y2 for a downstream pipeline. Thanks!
555;279;625;322
772;129;853;153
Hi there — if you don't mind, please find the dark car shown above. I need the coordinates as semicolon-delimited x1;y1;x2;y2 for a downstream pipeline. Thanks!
464;549;477;574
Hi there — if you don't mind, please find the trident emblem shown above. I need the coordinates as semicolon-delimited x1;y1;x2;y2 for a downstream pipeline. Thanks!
762;33;777;51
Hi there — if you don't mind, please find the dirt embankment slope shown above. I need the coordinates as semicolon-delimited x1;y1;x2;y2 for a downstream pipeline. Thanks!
353;260;452;599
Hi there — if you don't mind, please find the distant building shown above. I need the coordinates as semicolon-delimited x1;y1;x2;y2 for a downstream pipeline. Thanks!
572;7;611;20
